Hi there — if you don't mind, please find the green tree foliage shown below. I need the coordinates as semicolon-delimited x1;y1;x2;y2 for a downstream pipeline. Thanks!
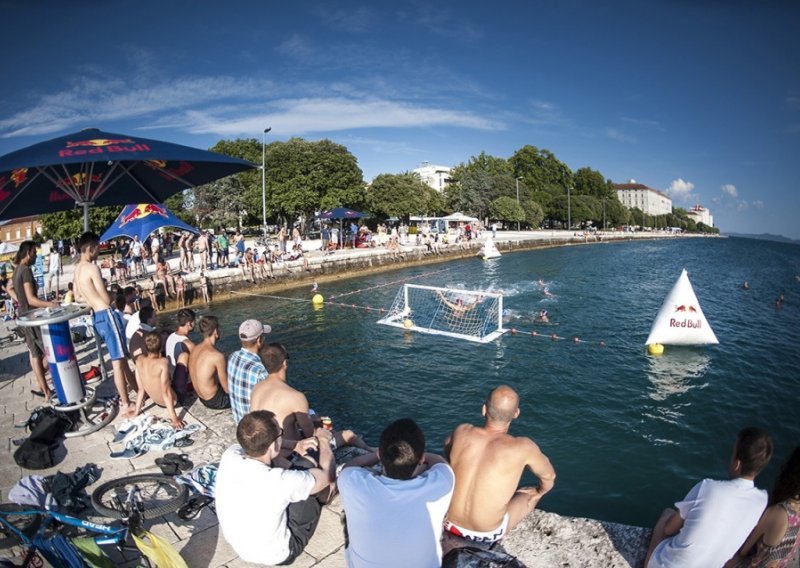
489;196;525;225
509;145;573;199
573;167;616;199
267;138;364;225
522;200;545;228
209;138;262;223
368;173;440;220
40;206;122;241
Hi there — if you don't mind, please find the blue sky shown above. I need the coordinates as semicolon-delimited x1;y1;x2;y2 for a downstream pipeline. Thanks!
1;0;798;238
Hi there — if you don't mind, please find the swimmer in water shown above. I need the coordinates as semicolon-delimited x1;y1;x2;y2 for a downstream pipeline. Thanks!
543;287;553;297
535;309;550;323
743;281;749;290
537;279;546;287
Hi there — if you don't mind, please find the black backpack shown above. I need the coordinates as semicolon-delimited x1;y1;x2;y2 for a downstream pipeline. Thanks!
13;407;75;470
442;546;527;568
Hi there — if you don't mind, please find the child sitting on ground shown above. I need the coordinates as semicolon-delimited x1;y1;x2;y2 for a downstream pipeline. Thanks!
133;331;186;429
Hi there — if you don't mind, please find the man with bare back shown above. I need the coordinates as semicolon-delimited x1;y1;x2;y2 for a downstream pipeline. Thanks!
188;315;230;409
133;331;185;428
443;385;556;546
73;232;137;417
249;342;371;451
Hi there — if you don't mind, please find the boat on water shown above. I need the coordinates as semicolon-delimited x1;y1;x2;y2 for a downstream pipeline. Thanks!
478;236;502;259
645;268;718;354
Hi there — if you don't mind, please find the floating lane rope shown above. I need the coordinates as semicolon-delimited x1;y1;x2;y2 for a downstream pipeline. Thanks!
231;289;620;350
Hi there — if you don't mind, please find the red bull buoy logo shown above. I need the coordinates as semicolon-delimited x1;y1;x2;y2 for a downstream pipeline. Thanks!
59;138;151;158
10;168;28;187
118;203;169;227
670;304;701;328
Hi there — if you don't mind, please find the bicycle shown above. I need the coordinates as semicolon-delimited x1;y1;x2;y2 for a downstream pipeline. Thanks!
0;473;187;567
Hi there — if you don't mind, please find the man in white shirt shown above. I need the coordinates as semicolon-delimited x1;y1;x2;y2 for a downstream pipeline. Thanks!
215;410;335;565
46;248;62;297
646;427;773;568
339;418;455;568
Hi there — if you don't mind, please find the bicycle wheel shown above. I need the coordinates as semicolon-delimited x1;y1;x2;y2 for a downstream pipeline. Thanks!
0;504;43;566
91;474;188;520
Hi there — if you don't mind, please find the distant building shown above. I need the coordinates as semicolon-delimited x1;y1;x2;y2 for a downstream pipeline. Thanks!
686;204;713;227
613;180;672;216
413;161;452;193
0;216;43;244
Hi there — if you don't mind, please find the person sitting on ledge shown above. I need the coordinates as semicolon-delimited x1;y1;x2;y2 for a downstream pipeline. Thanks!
727;444;800;568
443;385;556;548
216;410;334;566
188;315;230;410
646;426;773;568
133;331;186;429
249;342;372;454
339;418;455;568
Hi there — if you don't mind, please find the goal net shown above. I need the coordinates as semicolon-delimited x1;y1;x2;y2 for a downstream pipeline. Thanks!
377;284;506;343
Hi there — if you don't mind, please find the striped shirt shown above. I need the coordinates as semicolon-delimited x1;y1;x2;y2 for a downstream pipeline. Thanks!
228;348;267;423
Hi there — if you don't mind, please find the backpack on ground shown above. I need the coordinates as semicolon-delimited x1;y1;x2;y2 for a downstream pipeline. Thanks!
13;407;75;470
442;546;527;568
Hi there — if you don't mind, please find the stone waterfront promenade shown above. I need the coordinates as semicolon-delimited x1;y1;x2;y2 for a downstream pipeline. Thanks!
0;230;675;567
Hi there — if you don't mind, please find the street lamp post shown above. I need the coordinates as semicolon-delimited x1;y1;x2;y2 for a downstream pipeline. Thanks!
261;127;272;241
602;198;606;232
567;185;572;233
515;177;521;232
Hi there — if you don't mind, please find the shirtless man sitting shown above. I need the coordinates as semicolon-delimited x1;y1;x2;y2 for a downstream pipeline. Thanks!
249;342;371;453
443;385;556;547
188;315;230;409
73;232;138;417
133;331;185;429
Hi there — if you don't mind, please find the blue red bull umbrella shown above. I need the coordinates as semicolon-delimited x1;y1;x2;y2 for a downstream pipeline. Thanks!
0;128;256;230
99;203;199;244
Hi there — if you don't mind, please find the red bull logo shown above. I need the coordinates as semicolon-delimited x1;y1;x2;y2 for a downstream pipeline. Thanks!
146;160;195;181
56;172;103;190
671;305;701;328
59;139;151;158
10;168;28;187
66;138;135;148
118;203;169;227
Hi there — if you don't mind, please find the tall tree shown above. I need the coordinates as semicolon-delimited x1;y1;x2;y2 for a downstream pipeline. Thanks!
509;145;573;198
489;196;525;226
573;167;616;199
367;173;439;220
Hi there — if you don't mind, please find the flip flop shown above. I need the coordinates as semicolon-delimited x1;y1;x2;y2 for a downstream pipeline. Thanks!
155;456;181;475
30;390;44;398
174;438;194;448
164;453;193;472
110;446;145;460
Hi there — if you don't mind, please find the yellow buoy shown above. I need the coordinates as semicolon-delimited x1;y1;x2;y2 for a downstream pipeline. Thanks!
403;319;413;329
312;294;324;305
647;343;664;355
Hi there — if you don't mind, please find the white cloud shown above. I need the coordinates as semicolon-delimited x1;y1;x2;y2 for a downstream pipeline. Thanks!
667;178;696;202
620;116;665;131
181;97;504;137
737;200;749;211
276;34;316;61
752;200;763;209
606;128;636;143
721;184;738;198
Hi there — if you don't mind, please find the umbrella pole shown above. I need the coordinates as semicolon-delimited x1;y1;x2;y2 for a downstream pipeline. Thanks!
83;203;90;233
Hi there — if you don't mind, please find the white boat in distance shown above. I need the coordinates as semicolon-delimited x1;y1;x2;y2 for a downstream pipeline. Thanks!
478;236;502;259
645;269;718;347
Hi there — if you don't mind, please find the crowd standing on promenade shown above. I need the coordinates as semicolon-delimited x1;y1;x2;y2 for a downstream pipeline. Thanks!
2;232;799;567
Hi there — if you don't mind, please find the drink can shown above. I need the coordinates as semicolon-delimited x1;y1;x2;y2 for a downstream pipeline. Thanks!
321;416;333;431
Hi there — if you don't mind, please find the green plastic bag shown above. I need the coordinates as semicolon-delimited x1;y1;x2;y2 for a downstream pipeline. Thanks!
132;529;188;568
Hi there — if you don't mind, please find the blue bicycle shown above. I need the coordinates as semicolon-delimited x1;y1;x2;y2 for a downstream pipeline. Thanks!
0;473;187;567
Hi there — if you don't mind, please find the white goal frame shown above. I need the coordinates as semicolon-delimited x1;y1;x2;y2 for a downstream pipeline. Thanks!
377;284;506;343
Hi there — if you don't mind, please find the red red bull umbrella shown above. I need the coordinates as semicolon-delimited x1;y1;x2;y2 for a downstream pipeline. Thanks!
99;203;199;244
0;128;256;230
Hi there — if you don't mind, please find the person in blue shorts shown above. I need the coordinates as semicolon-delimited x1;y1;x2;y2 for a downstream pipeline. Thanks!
73;232;138;417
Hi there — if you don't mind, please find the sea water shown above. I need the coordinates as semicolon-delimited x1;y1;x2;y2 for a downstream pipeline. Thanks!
202;236;800;527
